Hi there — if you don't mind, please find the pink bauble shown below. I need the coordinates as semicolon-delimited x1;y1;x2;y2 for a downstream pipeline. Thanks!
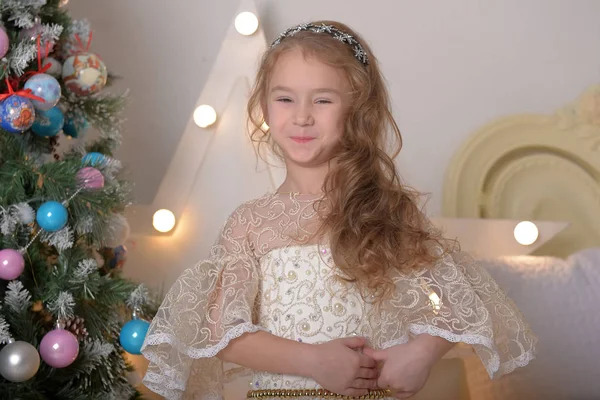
39;329;79;368
19;24;54;58
76;167;104;190
0;249;25;280
0;27;9;59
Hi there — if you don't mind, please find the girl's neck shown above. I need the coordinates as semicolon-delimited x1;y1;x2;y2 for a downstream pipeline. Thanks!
276;184;323;195
277;161;331;195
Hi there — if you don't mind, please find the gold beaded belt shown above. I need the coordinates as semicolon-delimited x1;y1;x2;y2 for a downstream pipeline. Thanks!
247;389;392;399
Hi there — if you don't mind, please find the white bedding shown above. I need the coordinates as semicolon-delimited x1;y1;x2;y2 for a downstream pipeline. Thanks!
462;248;600;399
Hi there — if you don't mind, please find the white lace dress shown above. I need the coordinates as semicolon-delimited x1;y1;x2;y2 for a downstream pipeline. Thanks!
141;192;537;400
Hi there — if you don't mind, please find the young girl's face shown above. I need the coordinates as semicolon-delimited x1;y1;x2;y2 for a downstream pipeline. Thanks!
266;48;350;168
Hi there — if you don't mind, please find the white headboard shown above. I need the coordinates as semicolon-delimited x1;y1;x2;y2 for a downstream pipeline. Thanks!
442;85;600;258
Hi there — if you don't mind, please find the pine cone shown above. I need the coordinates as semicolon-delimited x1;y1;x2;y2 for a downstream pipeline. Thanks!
64;316;89;340
31;300;43;312
46;254;59;265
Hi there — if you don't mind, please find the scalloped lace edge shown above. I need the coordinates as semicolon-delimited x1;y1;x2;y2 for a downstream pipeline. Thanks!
141;322;265;400
382;324;535;379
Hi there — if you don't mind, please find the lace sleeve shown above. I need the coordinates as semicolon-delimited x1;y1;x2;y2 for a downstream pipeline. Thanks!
141;206;265;400
375;249;537;380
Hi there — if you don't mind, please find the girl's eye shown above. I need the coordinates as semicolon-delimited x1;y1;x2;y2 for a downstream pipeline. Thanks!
277;98;292;103
316;99;332;104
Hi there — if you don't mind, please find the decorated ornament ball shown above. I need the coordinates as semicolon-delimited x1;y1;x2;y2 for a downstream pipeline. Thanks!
24;73;61;111
101;245;128;271
0;95;35;134
76;167;104;190
0;248;25;281
62;53;107;96
0;27;9;58
32;106;64;137
111;245;128;270
119;319;150;355
36;201;68;232
0;341;40;382
39;329;79;368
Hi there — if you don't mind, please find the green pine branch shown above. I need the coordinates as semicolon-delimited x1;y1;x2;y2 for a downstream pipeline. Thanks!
0;2;154;398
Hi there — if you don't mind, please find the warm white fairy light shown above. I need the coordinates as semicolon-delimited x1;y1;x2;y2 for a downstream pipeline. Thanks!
193;105;217;128
514;221;539;246
153;209;176;233
235;12;259;36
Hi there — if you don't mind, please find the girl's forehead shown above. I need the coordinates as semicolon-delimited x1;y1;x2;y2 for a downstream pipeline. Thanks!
273;50;325;71
269;49;348;88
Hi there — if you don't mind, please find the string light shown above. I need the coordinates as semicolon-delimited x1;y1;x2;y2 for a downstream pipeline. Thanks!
235;12;259;36
193;105;217;128
514;221;539;245
153;209;176;233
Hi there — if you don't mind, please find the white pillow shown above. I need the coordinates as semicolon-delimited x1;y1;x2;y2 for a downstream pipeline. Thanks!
462;249;600;400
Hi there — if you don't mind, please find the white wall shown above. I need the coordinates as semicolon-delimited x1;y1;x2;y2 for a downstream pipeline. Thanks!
65;0;600;289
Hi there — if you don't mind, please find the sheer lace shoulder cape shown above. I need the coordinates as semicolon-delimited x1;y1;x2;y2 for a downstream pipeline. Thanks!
141;192;537;400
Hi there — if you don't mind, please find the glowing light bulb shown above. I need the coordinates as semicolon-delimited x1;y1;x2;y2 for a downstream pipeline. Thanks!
235;12;259;36
193;105;217;128
153;209;176;233
514;221;539;245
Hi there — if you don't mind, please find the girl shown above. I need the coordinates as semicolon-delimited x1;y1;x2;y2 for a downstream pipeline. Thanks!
141;21;536;400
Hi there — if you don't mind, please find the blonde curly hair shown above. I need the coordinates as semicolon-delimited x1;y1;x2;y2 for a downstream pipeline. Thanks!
247;21;454;300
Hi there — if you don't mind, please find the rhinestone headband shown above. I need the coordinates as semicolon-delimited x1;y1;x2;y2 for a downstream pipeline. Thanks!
270;23;369;65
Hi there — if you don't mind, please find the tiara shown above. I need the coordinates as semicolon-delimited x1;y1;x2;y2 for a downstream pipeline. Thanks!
270;23;369;65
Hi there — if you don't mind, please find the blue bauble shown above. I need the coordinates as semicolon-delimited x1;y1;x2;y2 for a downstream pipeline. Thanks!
24;73;61;111
63;113;89;138
0;95;35;134
119;319;150;355
36;201;68;232
82;152;107;167
32;106;64;137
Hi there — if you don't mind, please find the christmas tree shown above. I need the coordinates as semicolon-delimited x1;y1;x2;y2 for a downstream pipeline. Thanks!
0;1;153;398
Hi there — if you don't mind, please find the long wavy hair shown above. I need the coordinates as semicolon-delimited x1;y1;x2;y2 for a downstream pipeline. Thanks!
247;21;455;300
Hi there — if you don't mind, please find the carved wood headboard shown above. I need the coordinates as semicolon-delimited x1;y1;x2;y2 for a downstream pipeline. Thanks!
442;85;600;258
